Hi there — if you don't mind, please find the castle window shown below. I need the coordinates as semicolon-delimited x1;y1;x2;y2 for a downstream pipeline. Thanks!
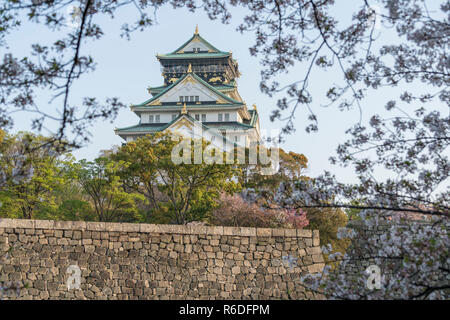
185;96;189;102
195;96;199;102
195;114;200;121
201;114;206;122
225;113;230;121
218;114;223;122
155;115;160;123
190;96;194;102
149;115;154;123
179;96;183;102
235;136;240;142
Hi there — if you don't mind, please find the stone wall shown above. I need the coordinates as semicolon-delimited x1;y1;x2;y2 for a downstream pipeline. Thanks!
0;218;324;300
339;220;392;275
340;219;446;276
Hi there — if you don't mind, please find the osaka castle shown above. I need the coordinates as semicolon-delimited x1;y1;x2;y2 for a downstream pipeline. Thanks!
115;26;261;147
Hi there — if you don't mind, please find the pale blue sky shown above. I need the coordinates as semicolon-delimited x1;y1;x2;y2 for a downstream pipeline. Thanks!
5;2;446;183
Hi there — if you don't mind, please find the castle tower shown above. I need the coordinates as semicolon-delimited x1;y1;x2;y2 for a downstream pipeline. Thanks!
115;26;261;147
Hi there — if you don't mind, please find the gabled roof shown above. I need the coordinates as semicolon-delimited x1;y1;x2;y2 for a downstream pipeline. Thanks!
115;113;238;145
172;31;221;53
133;71;243;108
115;122;174;134
157;52;230;60
157;29;230;60
148;82;237;96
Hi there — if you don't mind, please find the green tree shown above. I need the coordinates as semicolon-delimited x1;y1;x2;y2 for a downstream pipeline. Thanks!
77;157;144;222
113;132;240;224
242;148;307;189
304;207;350;265
0;131;73;219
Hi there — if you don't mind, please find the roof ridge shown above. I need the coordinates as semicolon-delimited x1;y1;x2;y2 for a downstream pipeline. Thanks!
149;82;236;91
170;34;222;55
190;73;242;105
166;114;235;145
133;73;189;107
134;72;243;107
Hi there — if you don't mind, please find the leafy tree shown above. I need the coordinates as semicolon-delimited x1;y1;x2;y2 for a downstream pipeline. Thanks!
243;148;308;190
112;133;164;211
0;131;73;219
113;133;240;224
304;207;351;264
53;199;95;221
1;0;448;299
76;157;144;222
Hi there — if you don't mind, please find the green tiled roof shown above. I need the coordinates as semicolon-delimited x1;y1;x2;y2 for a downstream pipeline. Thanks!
189;73;241;104
115;123;172;133
132;104;244;111
157;52;230;60
157;33;231;60
173;33;220;53
205;122;255;130
116;114;240;145
214;84;237;91
149;82;236;95
116;116;258;136
133;72;242;108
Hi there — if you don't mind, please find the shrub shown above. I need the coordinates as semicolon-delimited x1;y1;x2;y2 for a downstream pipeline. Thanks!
210;193;308;229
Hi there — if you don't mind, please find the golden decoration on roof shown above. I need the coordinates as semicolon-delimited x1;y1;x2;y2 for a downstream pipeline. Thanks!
216;98;227;104
147;99;161;106
194;24;199;35
187;63;192;73
181;102;187;114
253;104;257;111
209;76;221;83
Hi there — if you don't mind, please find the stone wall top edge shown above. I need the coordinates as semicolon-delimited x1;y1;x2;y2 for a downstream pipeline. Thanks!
0;218;316;238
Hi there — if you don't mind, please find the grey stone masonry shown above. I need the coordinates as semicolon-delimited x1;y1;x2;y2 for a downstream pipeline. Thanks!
0;218;324;300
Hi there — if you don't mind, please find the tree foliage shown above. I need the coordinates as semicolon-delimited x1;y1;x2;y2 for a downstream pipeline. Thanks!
113;132;240;224
76;157;144;222
0;131;74;219
0;0;448;299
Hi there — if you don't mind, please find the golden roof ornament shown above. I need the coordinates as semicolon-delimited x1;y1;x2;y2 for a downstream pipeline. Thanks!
253;104;257;111
181;102;187;114
194;24;199;35
187;63;192;73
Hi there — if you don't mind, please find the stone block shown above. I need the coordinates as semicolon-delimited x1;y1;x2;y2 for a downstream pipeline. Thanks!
313;230;320;246
34;220;54;229
256;228;271;237
284;229;296;237
272;229;285;237
307;263;325;273
306;247;322;255
297;229;312;238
